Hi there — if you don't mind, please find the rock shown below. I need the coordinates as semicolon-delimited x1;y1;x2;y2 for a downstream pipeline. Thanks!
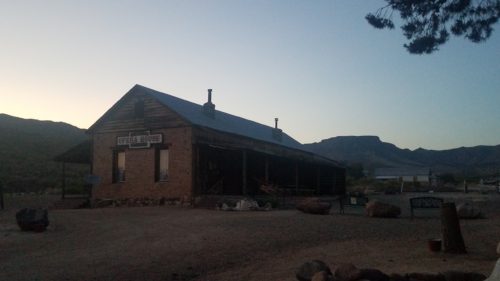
456;203;483;219
234;198;259;211
296;198;332;215
441;271;487;281
221;203;233;211
365;200;401;218
485;259;500;281
334;263;362;281
16;208;49;232
390;273;408;281
262;202;273;211
296;260;332;281
497;242;500;256
407;273;445;281
312;271;333;281
360;268;390;281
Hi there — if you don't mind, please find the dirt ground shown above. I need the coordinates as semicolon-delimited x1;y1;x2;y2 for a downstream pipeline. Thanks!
1;193;499;281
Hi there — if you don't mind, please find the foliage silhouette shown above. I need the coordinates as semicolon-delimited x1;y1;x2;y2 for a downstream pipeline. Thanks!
366;0;500;54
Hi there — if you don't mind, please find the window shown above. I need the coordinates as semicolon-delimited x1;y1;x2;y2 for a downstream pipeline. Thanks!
155;148;169;181
113;151;126;183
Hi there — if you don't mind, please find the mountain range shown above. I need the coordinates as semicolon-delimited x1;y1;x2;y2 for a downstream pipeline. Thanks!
0;114;87;192
1;114;499;192
304;136;500;176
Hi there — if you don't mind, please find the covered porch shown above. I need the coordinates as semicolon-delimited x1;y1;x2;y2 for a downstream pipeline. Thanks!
193;143;345;197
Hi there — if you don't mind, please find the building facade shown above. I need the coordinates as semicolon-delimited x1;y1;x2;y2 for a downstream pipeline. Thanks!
88;85;345;202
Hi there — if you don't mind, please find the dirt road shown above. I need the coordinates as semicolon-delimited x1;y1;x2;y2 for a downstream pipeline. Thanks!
1;193;499;281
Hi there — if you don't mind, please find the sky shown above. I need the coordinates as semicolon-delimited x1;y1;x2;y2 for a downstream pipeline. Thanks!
1;0;499;150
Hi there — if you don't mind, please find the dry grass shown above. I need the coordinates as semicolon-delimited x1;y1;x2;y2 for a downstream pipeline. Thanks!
1;193;499;281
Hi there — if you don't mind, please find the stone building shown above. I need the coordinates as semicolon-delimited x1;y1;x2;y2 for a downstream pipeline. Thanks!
87;84;345;202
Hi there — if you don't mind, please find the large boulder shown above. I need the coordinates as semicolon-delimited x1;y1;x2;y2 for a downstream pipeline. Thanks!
312;271;333;281
441;270;486;281
441;271;486;281
333;263;362;281
407;272;445;281
16;208;49;232
296;260;332;281
296;198;332;215
365;200;401;218
360;268;390;281
456;203;483;219
390;273;407;281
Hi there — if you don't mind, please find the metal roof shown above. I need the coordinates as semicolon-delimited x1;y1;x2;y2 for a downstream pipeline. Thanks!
136;85;306;151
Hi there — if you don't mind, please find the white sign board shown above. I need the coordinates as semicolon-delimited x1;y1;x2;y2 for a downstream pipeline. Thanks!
117;132;163;148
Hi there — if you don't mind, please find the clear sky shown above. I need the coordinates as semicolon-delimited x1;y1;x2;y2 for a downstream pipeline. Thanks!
1;0;499;150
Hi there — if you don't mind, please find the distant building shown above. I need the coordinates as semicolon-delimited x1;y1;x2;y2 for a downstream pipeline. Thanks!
374;167;434;186
87;85;345;202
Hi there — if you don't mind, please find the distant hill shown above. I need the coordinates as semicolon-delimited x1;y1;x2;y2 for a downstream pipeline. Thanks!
304;136;500;176
0;114;87;192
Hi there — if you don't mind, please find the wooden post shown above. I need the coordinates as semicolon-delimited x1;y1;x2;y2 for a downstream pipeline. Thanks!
441;202;467;254
242;150;247;195
193;145;200;196
61;162;66;199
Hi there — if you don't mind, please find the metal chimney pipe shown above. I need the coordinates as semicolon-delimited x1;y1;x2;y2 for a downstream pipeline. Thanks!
208;89;212;103
274;118;278;129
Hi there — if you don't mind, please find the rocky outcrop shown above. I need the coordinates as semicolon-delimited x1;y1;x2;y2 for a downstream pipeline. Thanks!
333;263;362;281
365;200;401;218
296;198;332;215
296;260;332;281
16;208;49;232
295;261;487;281
456;203;483;219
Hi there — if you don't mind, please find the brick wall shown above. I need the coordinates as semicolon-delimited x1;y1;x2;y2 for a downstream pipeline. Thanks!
92;127;193;201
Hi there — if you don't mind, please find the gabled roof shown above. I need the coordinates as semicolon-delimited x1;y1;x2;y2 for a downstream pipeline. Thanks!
140;85;306;151
89;84;305;151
